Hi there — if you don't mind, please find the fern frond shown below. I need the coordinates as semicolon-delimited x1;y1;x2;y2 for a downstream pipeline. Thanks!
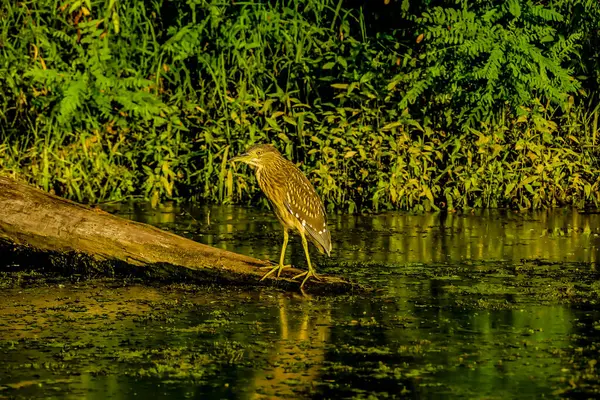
57;73;88;125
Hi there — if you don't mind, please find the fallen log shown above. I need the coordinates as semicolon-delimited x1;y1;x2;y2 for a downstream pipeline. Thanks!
0;176;357;294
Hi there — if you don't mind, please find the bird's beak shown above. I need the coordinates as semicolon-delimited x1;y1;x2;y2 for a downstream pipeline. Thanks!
230;152;259;167
229;153;249;164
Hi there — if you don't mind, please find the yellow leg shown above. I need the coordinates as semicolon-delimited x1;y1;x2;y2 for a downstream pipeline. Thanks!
292;232;321;291
260;228;291;281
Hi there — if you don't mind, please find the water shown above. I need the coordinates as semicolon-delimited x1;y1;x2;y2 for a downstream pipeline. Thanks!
1;203;600;399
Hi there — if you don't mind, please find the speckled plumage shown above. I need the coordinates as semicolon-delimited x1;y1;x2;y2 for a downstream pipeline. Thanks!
230;143;331;291
255;147;331;256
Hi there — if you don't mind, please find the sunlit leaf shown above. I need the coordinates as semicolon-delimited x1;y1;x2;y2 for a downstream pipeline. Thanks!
382;121;402;131
331;83;349;90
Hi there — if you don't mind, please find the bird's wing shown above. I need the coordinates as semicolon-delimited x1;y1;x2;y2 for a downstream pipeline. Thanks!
283;175;332;256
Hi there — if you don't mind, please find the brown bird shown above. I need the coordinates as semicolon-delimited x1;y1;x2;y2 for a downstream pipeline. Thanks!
230;144;331;292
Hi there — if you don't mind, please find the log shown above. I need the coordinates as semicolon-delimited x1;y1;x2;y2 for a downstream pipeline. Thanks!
0;176;357;294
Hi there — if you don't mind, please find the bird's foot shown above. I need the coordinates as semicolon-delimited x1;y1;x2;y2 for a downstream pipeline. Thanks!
260;264;292;281
292;269;321;294
292;270;321;281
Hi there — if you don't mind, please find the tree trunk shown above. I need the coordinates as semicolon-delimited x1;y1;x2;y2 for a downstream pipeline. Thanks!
0;177;356;294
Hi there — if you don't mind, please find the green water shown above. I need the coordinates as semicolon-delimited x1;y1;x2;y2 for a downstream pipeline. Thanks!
1;204;599;399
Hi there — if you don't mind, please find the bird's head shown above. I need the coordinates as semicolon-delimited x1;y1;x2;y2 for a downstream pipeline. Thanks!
230;144;281;168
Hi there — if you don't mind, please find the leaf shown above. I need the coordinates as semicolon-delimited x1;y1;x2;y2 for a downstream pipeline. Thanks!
111;9;120;34
524;184;535;195
282;115;296;126
423;186;434;203
520;176;538;187
344;151;357;158
69;0;83;13
348;82;359;94
230;111;240;124
151;190;159;208
226;169;233;199
567;135;579;143
331;83;349;90
507;0;521;18
322;62;335;70
265;117;280;130
277;133;290;143
382;121;402;131
260;99;275;114
160;176;172;196
504;182;516;196
386;74;404;91
360;73;374;84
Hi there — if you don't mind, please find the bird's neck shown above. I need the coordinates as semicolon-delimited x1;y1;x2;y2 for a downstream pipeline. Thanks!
255;158;286;191
255;165;264;182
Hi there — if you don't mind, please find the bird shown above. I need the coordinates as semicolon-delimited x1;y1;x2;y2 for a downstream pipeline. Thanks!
230;144;331;292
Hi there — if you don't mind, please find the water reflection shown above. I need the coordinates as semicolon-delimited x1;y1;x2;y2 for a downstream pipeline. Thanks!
104;202;600;266
246;296;331;399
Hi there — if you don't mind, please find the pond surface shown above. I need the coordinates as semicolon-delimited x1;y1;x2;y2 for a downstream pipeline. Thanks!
1;204;600;399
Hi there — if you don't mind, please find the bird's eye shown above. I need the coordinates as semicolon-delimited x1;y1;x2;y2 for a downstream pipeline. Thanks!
256;150;262;156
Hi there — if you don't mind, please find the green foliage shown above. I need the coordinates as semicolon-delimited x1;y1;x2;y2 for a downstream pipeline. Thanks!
0;0;599;211
395;0;581;129
0;0;190;205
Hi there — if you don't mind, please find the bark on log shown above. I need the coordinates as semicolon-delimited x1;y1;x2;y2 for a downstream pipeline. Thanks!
0;176;357;294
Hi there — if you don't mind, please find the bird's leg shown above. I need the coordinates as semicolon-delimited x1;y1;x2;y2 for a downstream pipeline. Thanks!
292;233;321;291
260;228;291;281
